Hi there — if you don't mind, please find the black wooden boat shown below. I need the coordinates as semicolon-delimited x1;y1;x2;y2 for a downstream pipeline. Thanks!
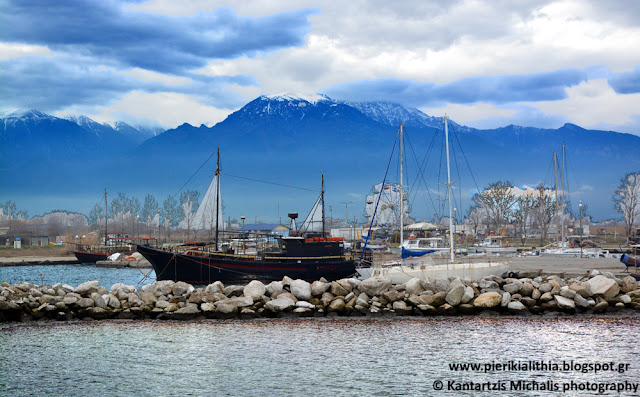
136;237;356;284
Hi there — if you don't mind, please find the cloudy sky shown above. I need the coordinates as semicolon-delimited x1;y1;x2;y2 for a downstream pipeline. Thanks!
2;0;640;133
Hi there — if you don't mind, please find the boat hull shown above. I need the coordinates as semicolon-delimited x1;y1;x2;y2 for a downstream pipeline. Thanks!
372;260;510;284
136;245;357;284
73;251;109;264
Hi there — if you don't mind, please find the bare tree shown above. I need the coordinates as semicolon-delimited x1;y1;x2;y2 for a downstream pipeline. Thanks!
472;181;517;235
613;172;640;240
465;204;487;238
531;185;555;245
513;194;537;244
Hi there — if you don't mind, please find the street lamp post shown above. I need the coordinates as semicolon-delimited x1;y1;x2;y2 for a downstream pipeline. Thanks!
579;200;583;258
241;216;246;255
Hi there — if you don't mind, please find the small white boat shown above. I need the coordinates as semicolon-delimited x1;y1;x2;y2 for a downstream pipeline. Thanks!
477;236;517;257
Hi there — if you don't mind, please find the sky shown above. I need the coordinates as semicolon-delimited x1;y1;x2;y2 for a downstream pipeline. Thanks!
1;0;640;133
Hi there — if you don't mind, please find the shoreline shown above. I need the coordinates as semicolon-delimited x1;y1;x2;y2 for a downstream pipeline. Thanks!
1;270;639;323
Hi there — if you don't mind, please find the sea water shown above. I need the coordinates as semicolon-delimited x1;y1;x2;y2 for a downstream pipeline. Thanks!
1;266;639;396
0;264;155;290
1;317;639;396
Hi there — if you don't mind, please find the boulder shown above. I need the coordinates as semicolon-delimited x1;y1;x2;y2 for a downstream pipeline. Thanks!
345;278;361;290
573;294;591;308
311;281;331;296
519;283;534;297
461;286;475;304
128;293;143;307
75;281;100;296
330;281;349;297
175;303;200;315
587;275;620;299
445;279;466;306
503;282;521;294
328;298;346;312
622;276;638;293
265;296;296;312
201;302;216;312
214;296;253;309
243;281;266;299
501;292;512;307
205;281;224;295
278;292;298;303
507;301;527;311
154;280;175;296
478;279;499;290
265;281;284;297
359;277;392;297
223;285;245;297
172;282;193;296
405;278;424;295
383;290;404;302
554;295;576;310
295;301;315;309
90;292;108;309
290;280;312;301
473;292;502;308
559;287;576;299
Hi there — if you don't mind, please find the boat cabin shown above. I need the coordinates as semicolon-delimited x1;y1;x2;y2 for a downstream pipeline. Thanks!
403;237;444;250
278;236;345;257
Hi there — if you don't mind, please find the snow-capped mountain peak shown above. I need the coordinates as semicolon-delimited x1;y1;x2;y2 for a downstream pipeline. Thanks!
262;93;332;104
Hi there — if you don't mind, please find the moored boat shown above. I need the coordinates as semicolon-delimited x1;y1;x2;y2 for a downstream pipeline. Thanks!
137;237;356;284
136;149;357;283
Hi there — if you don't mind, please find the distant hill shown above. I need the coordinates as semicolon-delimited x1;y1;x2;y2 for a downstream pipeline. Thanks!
1;97;639;220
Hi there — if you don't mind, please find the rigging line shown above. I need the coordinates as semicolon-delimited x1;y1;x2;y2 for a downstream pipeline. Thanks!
450;122;482;195
449;126;464;218
405;131;439;219
172;150;217;199
360;129;400;262
221;173;320;192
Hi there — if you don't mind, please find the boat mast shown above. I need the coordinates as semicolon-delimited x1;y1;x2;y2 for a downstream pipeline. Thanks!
445;116;455;263
399;124;404;251
215;147;220;251
104;188;108;245
321;171;325;237
561;144;565;246
554;152;559;248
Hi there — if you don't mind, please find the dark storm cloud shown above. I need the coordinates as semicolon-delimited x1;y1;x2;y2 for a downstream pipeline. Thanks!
1;0;318;74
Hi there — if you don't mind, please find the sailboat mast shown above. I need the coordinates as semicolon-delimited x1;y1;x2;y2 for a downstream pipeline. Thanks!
104;188;108;245
399;124;404;250
554;152;559;248
445;116;455;263
561;144;565;246
215;147;220;251
321;171;325;237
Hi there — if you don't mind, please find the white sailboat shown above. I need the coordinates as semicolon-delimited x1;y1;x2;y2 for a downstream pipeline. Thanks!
358;116;510;283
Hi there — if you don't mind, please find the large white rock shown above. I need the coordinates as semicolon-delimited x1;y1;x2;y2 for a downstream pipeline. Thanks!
154;280;175;296
507;301;526;311
359;277;392;297
265;296;296;312
172;281;193;296
295;300;315;309
405;278;424;295
243;280;266;299
554;295;576;309
461;286;475;304
311;281;331;296
445;279;466;306
587;275;620;299
205;281;224;295
290;279;312;301
265;281;283;297
76;281;100;296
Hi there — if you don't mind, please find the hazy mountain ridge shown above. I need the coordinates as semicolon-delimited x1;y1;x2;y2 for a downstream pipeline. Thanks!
1;97;639;220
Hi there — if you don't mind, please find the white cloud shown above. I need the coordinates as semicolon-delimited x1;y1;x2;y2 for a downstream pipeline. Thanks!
420;103;518;123
0;42;50;60
528;79;640;131
85;91;230;128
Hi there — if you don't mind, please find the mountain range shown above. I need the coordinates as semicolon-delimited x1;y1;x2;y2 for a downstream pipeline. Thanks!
1;95;638;221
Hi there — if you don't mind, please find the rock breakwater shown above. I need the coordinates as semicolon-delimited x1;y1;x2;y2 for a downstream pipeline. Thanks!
1;270;639;322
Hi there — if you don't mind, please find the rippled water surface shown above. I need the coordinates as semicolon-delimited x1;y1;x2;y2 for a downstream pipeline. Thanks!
1;317;639;396
0;264;154;289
